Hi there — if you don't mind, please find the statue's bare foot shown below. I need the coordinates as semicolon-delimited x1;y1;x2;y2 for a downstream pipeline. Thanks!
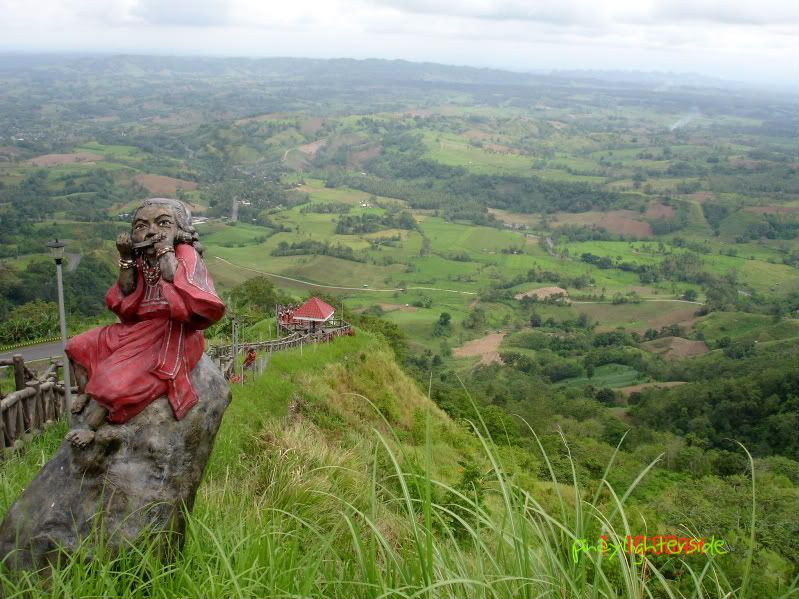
71;393;90;414
65;429;95;448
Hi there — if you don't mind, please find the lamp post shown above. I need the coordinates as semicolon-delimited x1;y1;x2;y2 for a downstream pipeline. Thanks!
46;239;71;415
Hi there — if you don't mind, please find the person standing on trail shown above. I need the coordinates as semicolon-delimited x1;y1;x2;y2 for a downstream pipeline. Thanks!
243;348;257;381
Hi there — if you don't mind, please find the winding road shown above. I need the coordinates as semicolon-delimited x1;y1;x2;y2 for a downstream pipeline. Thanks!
214;257;477;295
0;341;64;363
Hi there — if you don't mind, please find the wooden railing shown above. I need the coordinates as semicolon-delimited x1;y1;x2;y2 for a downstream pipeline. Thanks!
0;355;66;450
207;324;355;379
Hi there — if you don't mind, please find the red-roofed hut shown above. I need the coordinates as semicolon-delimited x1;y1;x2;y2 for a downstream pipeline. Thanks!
293;297;335;323
286;297;335;334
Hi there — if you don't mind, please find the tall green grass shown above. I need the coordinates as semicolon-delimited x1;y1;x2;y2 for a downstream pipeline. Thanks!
2;407;790;598
0;338;794;597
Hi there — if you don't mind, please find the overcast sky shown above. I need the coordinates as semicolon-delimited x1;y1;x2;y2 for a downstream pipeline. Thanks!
1;0;797;87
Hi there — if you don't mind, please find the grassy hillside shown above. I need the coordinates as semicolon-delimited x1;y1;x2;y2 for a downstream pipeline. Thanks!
1;332;790;597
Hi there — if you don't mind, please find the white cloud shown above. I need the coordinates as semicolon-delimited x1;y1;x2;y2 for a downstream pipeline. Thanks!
0;0;795;86
131;0;232;27
651;0;799;25
372;0;592;25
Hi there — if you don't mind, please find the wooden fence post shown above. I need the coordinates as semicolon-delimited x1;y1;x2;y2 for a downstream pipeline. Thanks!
0;409;6;449
13;354;25;391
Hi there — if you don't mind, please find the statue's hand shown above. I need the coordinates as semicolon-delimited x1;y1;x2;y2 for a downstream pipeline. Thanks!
116;233;134;260
153;231;176;254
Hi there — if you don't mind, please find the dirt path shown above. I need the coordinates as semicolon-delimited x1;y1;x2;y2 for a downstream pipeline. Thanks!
572;299;702;305
452;333;506;365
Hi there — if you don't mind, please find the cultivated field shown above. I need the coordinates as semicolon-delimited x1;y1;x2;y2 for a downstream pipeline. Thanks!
134;174;198;195
26;152;102;166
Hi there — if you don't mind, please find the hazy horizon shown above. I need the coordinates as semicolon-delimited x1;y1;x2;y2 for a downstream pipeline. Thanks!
0;50;794;96
1;0;796;89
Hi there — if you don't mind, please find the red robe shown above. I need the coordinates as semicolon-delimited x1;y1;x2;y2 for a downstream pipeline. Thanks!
66;244;225;424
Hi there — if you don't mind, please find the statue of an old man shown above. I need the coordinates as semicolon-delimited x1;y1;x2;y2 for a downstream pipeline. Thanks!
66;197;225;444
0;198;230;570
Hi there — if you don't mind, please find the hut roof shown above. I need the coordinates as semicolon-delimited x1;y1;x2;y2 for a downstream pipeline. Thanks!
292;297;335;322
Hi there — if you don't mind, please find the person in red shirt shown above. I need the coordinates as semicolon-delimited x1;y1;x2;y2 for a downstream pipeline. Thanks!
242;348;257;381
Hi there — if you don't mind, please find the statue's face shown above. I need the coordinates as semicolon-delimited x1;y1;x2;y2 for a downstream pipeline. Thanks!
131;204;178;253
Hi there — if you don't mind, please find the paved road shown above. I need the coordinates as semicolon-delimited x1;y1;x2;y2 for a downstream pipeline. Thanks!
0;341;64;363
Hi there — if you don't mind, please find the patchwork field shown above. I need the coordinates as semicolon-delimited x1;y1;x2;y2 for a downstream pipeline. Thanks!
574;301;699;333
551;210;653;237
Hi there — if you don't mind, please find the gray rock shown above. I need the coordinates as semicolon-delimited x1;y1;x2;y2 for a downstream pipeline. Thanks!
0;354;230;570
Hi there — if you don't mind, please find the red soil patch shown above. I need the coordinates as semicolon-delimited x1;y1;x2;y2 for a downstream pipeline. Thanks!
27;152;102;167
645;203;675;219
301;118;324;135
553;210;652;237
328;133;364;152
453;333;506;365
487;208;538;227
350;145;382;167
134;174;197;195
666;337;710;358
648;306;700;330
617;381;688;396
297;139;327;157
514;286;569;301
595;211;652;237
463;129;519;154
642;337;709;359
744;206;799;215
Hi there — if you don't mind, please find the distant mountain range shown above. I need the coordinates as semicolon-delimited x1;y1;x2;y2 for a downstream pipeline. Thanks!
0;53;789;95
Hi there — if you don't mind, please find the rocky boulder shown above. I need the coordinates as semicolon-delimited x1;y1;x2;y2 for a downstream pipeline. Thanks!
0;354;230;570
